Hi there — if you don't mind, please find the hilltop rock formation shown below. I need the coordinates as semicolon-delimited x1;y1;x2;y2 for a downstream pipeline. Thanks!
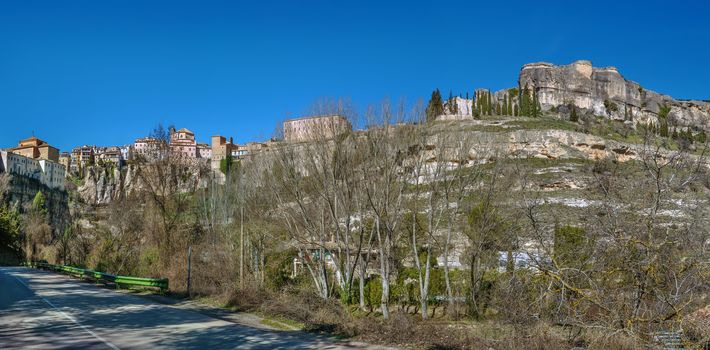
519;60;710;130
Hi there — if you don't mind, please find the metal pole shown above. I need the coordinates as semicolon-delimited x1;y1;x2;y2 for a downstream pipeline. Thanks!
187;245;192;297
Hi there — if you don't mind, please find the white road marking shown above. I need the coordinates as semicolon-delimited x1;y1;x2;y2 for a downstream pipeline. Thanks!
10;271;121;350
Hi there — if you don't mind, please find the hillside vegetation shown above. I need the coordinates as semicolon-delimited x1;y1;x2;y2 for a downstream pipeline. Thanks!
2;105;708;349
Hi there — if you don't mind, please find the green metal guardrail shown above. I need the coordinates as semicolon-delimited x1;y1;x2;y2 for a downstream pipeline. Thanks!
23;261;168;292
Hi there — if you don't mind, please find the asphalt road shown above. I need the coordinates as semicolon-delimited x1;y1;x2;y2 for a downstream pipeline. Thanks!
0;267;380;349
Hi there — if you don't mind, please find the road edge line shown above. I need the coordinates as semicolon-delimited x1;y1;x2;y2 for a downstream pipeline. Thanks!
10;269;121;350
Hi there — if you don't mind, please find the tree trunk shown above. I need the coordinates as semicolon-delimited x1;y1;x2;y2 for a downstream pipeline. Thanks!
359;260;366;310
444;218;453;306
239;205;244;288
376;217;390;319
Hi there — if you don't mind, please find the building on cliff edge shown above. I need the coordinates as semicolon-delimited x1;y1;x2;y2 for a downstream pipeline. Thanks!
0;151;65;191
10;136;60;162
283;115;352;143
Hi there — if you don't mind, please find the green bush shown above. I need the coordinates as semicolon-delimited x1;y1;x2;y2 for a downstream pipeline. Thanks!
0;204;22;265
265;249;298;291
137;247;160;277
554;225;589;267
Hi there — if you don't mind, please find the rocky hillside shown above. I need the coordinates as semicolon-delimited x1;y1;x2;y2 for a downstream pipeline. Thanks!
439;60;709;132
77;165;138;205
76;162;211;205
519;60;710;129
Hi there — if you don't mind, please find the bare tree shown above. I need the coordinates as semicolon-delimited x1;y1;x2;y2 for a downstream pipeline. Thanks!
517;139;709;339
360;99;411;319
438;129;488;312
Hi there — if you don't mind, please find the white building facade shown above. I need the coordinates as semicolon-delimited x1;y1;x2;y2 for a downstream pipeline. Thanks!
0;151;66;190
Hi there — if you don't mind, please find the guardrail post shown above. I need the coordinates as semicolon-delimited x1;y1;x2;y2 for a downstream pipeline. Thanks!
24;261;168;293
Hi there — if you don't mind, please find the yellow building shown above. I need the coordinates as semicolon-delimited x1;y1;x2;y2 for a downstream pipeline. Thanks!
11;136;60;162
58;152;71;173
283;115;351;142
211;135;238;170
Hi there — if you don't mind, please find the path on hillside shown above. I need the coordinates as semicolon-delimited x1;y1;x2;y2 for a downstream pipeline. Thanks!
0;267;384;349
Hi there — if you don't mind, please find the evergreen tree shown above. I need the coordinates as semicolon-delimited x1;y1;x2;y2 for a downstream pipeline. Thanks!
0;204;22;258
507;95;512;116
447;90;454;114
660;120;669;137
425;89;444;122
32;191;47;217
531;88;542;118
486;92;492;115
472;91;480;119
570;106;578;122
658;103;671;120
696;130;706;143
450;93;459;115
521;84;531;117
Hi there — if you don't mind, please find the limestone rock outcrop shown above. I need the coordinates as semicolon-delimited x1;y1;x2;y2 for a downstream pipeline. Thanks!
77;163;210;205
78;165;138;205
518;60;710;130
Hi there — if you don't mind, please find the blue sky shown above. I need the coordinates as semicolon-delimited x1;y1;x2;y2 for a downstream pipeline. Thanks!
1;0;709;151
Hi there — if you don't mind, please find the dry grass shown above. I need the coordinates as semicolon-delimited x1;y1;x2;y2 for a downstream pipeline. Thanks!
222;287;650;349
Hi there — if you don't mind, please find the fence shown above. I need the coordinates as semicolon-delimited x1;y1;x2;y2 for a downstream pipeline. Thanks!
23;261;169;292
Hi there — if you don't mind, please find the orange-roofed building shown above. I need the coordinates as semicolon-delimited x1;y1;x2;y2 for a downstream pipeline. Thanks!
11;136;60;162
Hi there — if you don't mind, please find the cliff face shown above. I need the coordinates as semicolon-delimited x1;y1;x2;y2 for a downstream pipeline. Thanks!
77;163;210;205
78;165;137;205
518;60;710;129
4;175;69;233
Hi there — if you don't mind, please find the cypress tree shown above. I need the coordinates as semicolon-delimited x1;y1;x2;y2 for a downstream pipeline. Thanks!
487;92;492;115
660;120;669;137
425;89;444;122
531;88;542;118
570;106;578;122
507;95;512;116
447;90;454;114
471;90;481;119
521;83;531;117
